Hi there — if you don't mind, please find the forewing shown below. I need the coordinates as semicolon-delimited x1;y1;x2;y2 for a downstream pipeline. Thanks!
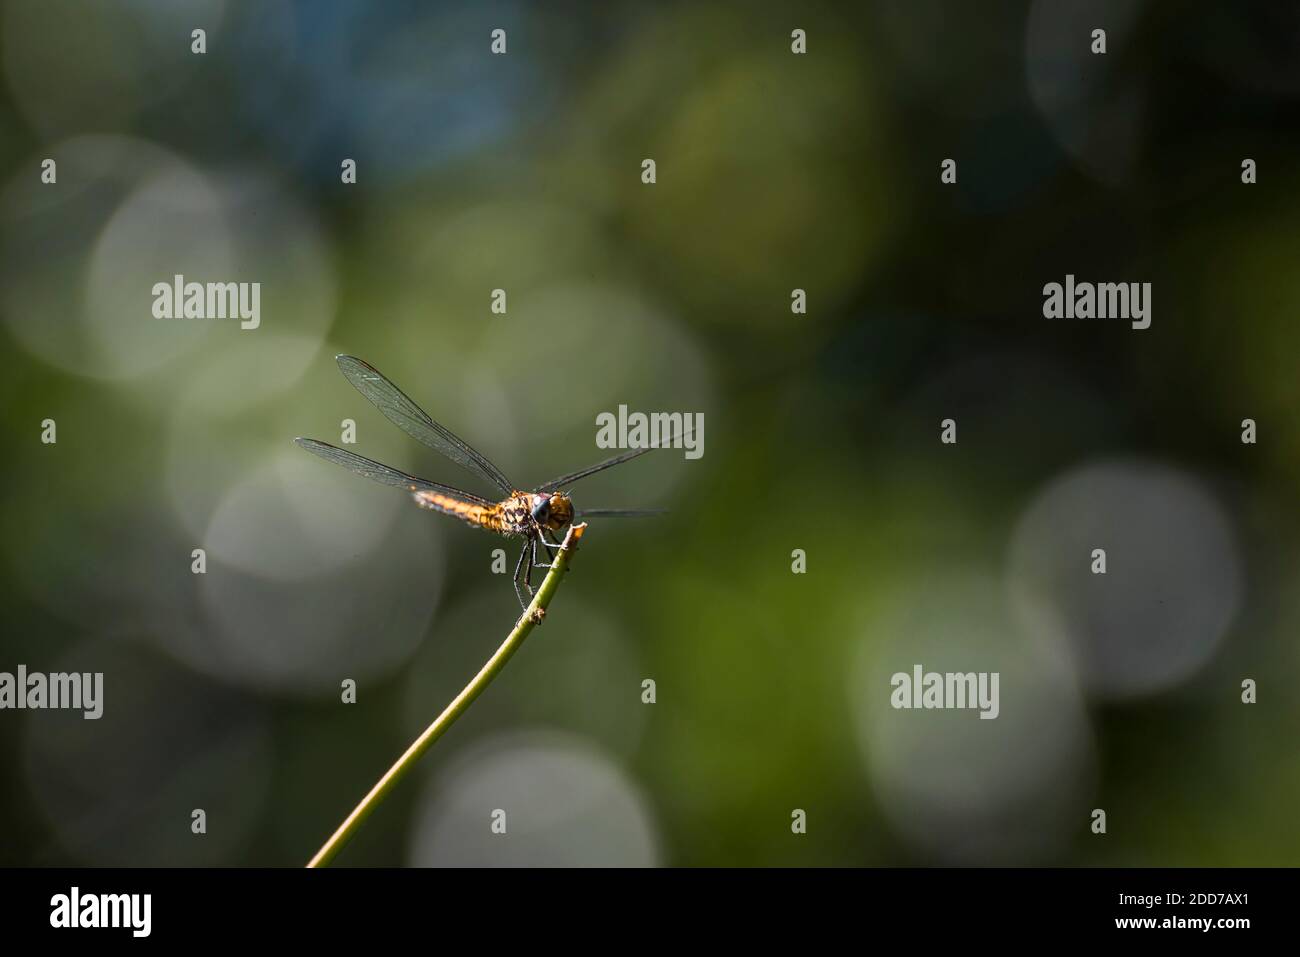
294;438;493;505
335;354;514;496
536;427;694;492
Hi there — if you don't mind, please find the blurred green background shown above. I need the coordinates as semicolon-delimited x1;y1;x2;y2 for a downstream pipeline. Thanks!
1;0;1298;866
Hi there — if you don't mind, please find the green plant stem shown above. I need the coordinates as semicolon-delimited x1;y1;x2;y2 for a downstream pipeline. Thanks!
306;522;588;868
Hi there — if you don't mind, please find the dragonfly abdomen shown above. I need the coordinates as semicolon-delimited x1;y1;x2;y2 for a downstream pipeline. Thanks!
411;490;532;537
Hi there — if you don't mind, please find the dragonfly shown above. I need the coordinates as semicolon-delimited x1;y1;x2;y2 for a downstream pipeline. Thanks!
295;355;673;610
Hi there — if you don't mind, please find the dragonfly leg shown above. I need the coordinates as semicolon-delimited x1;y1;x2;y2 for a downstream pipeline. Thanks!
521;540;536;596
512;542;531;610
532;534;557;570
538;530;564;552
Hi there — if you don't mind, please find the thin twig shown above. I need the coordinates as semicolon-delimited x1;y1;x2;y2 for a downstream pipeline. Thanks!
306;522;588;868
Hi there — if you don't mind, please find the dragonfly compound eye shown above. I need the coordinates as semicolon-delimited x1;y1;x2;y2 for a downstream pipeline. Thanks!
530;494;550;521
547;493;574;527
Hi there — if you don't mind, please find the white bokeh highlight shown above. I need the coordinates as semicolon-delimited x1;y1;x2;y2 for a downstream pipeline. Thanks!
409;730;660;867
22;638;272;865
1008;458;1243;699
852;572;1094;863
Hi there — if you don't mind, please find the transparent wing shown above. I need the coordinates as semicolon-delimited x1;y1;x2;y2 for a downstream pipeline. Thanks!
335;354;514;496
294;438;494;506
536;428;694;492
577;508;668;518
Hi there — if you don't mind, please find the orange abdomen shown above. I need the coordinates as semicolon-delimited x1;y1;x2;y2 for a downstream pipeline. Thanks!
411;490;531;536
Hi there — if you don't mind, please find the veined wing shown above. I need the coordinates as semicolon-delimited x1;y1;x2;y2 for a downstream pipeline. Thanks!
294;438;494;506
536;428;694;492
335;354;514;496
577;508;668;518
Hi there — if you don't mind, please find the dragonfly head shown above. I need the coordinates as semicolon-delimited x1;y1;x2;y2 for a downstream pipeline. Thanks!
531;491;574;531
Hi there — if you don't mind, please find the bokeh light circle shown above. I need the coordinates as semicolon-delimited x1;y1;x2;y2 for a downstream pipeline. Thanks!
23;637;272;865
1007;459;1243;699
852;572;1094;863
409;730;660;866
